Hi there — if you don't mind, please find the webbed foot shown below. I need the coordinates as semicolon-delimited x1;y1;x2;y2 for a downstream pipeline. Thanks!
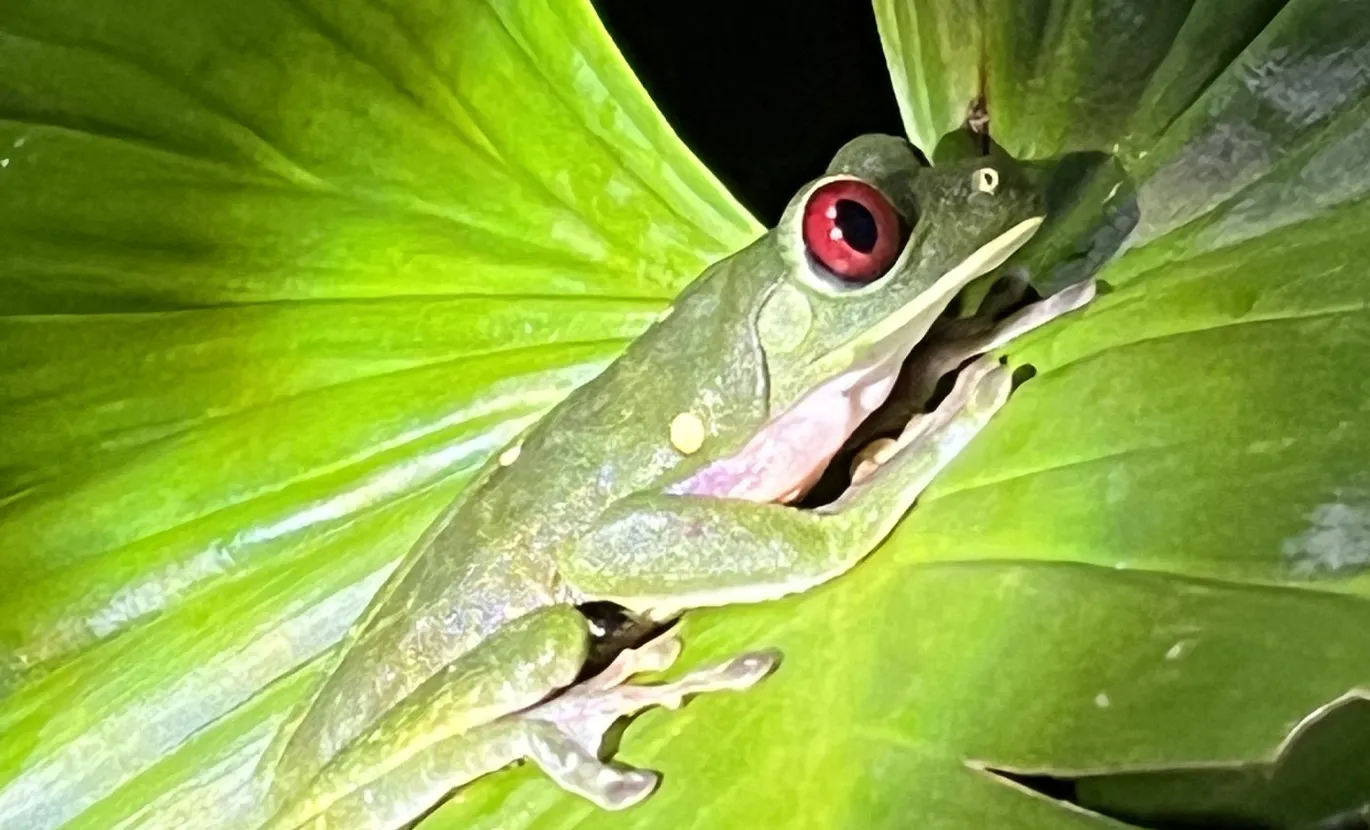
521;629;779;810
850;280;1094;484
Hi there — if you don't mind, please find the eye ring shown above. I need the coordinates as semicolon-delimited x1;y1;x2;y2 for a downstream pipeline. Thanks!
974;167;1000;194
800;179;908;284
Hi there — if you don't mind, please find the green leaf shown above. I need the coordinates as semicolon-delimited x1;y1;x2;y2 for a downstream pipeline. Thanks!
5;1;1370;829
433;1;1370;827
0;1;756;827
877;0;1296;163
428;565;1370;829
873;0;983;157
1073;694;1370;828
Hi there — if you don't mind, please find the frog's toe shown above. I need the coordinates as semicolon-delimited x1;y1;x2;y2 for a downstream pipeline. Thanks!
919;355;1010;421
617;626;686;677
525;722;659;810
546;647;780;732
981;278;1096;352
855;354;1009;478
850;436;901;485
966;359;1013;413
621;648;780;711
583;625;684;691
661;649;781;702
522;648;780;808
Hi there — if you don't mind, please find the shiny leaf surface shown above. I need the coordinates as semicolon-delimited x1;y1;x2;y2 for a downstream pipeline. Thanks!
4;0;1370;828
0;1;757;827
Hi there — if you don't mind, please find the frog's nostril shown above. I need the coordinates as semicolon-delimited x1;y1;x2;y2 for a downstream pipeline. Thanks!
974;167;1000;194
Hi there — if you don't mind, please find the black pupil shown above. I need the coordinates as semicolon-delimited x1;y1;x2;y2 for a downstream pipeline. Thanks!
834;199;879;253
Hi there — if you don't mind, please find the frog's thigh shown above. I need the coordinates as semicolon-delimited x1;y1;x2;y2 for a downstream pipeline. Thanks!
296;718;528;830
268;604;590;830
562;359;1013;606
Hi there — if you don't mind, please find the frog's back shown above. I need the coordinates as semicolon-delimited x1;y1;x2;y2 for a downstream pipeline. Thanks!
271;241;777;792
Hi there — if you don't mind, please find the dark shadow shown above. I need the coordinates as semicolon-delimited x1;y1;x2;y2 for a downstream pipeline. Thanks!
592;0;906;223
1016;150;1140;294
984;696;1370;830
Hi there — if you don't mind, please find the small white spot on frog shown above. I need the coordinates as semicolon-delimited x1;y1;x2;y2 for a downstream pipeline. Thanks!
13;137;24;148
522;321;533;336
1282;491;1370;576
498;444;522;467
1114;561;1128;570
1;159;8;168
363;791;375;805
670;412;706;455
1166;641;1188;660
1094;692;1111;708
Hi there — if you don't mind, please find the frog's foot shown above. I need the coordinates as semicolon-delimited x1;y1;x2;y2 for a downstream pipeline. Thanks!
849;280;1095;484
521;629;779;810
969;278;1096;355
850;353;1010;486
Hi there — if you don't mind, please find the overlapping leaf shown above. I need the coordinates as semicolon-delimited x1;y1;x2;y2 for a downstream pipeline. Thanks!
3;0;1369;828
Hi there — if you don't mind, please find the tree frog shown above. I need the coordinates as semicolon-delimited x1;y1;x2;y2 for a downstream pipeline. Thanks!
261;134;1094;829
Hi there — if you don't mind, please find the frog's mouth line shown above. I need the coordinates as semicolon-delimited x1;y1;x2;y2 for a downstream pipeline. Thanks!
668;218;1043;506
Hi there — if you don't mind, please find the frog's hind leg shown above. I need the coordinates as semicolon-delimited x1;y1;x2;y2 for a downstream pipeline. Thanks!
521;628;779;810
263;604;591;830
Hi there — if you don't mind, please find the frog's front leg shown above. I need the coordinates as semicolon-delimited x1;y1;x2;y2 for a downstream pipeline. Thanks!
851;279;1095;483
953;277;1096;358
560;355;1013;616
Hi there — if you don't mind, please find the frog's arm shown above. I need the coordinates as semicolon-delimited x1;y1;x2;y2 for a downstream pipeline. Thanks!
561;357;1010;616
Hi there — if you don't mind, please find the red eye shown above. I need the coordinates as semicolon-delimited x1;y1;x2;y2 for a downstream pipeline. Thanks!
801;180;906;283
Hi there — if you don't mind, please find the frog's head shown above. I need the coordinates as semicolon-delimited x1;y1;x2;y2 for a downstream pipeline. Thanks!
762;134;1042;406
670;134;1044;503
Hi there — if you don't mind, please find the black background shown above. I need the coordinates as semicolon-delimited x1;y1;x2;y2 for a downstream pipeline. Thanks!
590;0;905;224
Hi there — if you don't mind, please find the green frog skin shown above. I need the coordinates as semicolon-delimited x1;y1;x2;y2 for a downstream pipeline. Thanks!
260;134;1095;830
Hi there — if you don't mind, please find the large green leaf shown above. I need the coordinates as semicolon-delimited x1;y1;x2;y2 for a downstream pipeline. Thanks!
428;1;1370;827
3;1;1369;829
0;1;757;827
